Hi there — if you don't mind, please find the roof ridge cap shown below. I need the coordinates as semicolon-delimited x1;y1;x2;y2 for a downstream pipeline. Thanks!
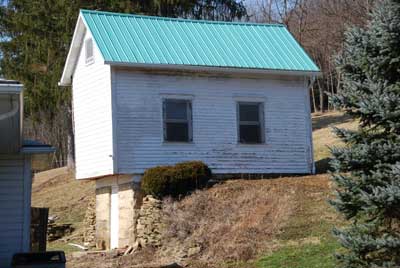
79;9;285;27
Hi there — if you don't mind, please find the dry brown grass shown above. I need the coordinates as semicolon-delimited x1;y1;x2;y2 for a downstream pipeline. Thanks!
32;167;95;249
311;112;358;173
66;174;332;268
163;180;293;262
159;175;331;266
312;111;358;162
38;112;354;266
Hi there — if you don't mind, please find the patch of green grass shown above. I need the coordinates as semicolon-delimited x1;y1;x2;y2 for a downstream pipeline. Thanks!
255;175;343;268
221;260;257;268
256;238;339;268
47;241;81;253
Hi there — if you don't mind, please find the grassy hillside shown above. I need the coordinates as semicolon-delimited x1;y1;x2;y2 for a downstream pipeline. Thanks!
32;112;357;267
31;167;95;251
252;112;356;268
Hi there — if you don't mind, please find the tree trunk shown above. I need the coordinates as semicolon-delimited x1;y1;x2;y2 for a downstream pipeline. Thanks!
67;105;75;170
311;84;317;113
330;71;335;111
317;79;325;113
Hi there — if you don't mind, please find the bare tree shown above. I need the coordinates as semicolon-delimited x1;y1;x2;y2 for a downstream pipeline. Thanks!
247;0;375;112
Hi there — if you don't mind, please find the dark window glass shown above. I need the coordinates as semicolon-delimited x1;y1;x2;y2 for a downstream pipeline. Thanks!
239;104;259;122
166;123;189;141
238;102;264;144
165;101;187;120
239;125;261;143
163;99;192;142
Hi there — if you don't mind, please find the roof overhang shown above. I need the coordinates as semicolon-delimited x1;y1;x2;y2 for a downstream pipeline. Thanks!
106;61;322;78
0;80;23;93
21;140;55;154
59;11;321;86
59;14;87;86
21;140;55;171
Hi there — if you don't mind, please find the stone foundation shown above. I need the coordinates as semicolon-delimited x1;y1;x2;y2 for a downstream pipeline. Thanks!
95;186;111;249
83;197;96;248
118;182;140;246
93;174;167;250
136;195;163;247
94;175;143;250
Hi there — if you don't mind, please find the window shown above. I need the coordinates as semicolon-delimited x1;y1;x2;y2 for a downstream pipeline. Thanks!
85;38;94;64
237;102;264;144
163;99;192;142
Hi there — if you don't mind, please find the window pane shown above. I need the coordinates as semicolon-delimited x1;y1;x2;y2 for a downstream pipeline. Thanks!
239;104;259;122
166;122;189;142
165;100;187;120
240;125;261;143
85;39;93;59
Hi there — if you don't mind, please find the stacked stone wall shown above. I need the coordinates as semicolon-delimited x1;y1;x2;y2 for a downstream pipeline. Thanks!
91;177;165;250
136;195;163;247
83;197;96;248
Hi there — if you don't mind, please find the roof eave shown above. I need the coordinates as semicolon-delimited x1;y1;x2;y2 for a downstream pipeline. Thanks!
0;83;24;93
59;14;86;86
21;140;56;154
105;61;322;77
21;146;55;154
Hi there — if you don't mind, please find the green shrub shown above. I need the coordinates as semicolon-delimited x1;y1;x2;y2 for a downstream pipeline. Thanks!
141;166;173;197
141;161;212;198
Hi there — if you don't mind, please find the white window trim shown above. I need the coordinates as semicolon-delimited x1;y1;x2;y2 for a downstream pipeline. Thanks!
237;101;265;144
162;98;193;143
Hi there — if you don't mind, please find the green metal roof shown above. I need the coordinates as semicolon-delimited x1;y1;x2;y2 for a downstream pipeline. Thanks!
80;9;320;72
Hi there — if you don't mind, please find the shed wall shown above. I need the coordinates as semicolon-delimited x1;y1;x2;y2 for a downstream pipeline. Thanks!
0;154;30;268
113;69;313;174
72;30;114;179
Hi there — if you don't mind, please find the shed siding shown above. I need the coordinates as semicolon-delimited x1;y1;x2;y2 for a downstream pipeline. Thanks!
114;69;313;174
0;154;28;268
72;30;114;179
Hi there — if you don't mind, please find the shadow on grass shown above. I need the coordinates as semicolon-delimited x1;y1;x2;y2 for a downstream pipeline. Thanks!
315;158;333;174
312;113;352;131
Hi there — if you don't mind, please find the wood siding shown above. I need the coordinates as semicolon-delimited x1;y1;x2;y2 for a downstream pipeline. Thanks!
113;69;313;174
72;30;114;179
0;154;30;268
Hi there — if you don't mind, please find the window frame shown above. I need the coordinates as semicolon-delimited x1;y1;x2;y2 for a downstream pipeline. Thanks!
237;101;265;144
162;98;193;143
85;38;94;65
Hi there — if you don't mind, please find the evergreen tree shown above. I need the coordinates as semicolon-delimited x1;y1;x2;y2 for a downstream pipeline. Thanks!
330;0;400;267
0;0;247;166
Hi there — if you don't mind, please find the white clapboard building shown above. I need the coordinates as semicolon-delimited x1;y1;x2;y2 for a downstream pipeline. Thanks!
59;10;320;249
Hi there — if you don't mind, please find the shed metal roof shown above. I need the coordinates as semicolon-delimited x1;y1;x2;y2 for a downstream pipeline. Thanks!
22;140;55;154
0;79;23;93
80;9;319;73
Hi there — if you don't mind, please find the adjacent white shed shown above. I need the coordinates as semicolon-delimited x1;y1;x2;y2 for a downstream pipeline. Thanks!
0;80;54;268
